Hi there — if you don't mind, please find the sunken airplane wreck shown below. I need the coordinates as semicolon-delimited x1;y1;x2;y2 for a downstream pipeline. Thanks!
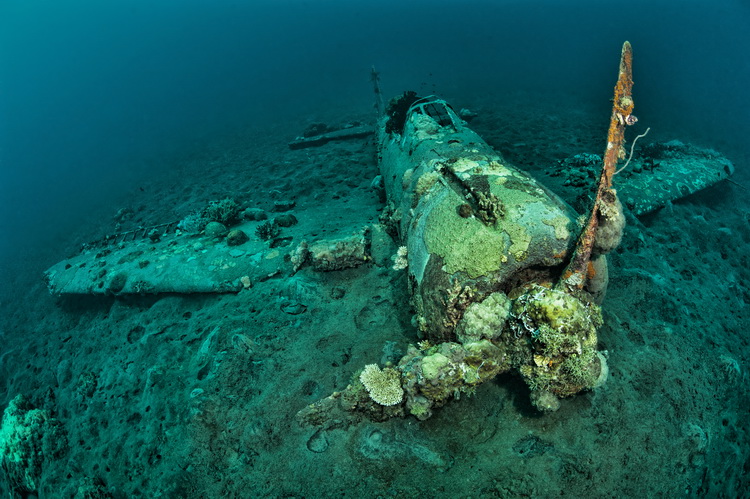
45;43;733;417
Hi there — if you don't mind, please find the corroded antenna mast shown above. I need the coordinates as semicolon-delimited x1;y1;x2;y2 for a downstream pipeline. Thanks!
371;66;385;117
559;41;636;291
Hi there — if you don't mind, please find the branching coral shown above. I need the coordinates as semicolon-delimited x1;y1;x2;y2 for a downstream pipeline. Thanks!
255;221;280;241
178;198;242;233
203;198;241;226
359;364;404;406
